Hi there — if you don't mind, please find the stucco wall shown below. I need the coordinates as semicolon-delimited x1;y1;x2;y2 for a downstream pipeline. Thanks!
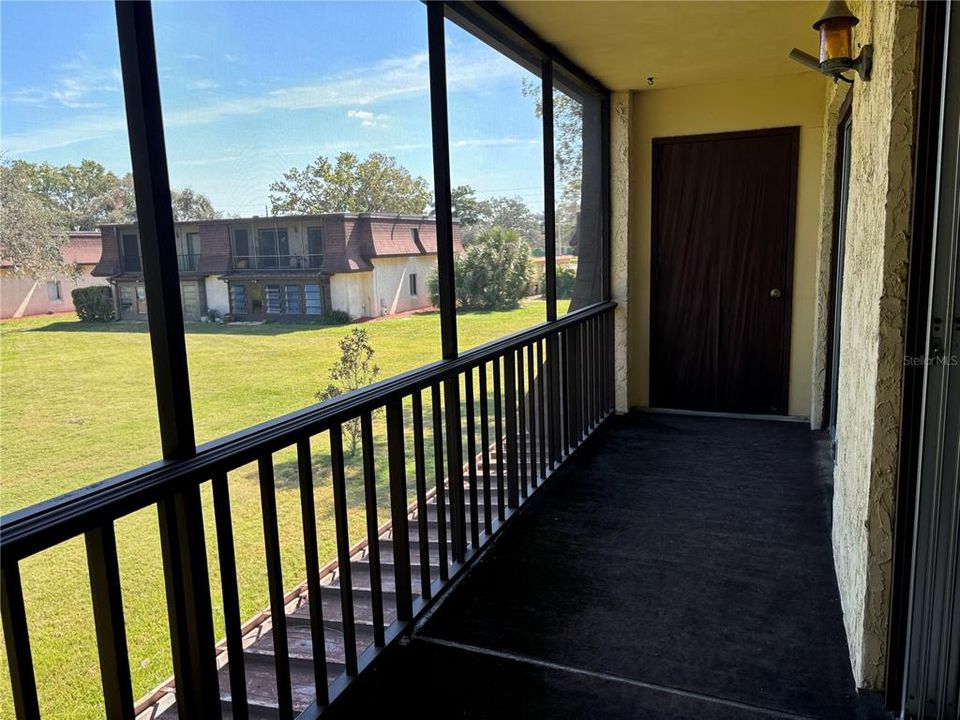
611;91;632;413
0;267;105;319
330;271;374;319
827;0;919;690
204;276;230;316
370;256;437;315
627;72;826;416
810;86;853;429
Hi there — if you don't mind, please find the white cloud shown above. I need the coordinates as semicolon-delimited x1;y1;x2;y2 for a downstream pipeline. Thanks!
3;46;523;154
224;53;240;63
4;57;121;110
188;79;220;91
347;109;389;127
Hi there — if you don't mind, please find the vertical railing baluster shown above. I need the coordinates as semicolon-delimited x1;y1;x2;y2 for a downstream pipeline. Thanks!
1;562;40;720
516;347;528;499
157;485;219;720
295;440;330;703
329;425;358;676
536;340;547;480
493;358;506;521
479;362;493;535
359;414;386;647
583;318;597;430
411;393;432;600
443;379;467;563
526;342;538;487
465;370;480;548
212;473;249;717
503;352;520;509
85;523;134;720
386;400;413;620
431;383;450;580
608;309;616;412
560;329;571;453
258;455;293;719
547;333;560;469
573;323;583;443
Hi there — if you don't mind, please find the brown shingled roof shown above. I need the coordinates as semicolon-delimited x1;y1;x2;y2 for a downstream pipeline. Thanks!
1;231;101;268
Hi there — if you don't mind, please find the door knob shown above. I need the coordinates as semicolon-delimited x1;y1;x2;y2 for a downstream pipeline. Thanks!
770;288;782;298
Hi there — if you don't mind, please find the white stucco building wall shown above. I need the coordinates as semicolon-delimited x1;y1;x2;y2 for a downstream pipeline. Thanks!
204;276;230;316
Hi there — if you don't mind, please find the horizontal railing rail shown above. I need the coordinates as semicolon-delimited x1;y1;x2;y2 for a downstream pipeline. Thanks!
1;301;616;720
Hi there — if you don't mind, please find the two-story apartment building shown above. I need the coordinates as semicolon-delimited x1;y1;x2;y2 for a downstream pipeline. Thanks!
92;213;462;321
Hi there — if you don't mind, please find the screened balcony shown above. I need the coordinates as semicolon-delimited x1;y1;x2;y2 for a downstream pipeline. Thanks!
2;1;956;720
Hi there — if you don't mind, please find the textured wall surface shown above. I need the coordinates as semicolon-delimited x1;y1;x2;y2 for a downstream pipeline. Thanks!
611;91;632;412
830;0;919;690
810;86;851;429
627;72;826;416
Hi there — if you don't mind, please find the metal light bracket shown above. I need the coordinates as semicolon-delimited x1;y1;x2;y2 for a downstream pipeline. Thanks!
789;44;873;83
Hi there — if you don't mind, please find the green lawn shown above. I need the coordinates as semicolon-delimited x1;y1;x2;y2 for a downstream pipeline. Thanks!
0;300;558;719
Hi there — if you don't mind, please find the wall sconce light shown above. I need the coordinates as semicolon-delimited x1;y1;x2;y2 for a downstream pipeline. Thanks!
789;0;872;83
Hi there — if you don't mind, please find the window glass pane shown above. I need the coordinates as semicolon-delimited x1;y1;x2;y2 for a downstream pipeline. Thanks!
153;0;440;446
1;2;162;711
304;283;322;315
554;72;604;313
445;19;546;353
229;283;247;314
265;284;282;314
284;284;302;314
307;226;324;268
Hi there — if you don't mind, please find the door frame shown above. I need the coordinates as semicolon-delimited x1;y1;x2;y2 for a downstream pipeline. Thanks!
823;91;854;434
650;126;800;415
886;0;950;707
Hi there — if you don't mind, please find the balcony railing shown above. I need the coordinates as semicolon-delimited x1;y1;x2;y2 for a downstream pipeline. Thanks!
0;302;614;719
233;255;323;271
177;253;200;272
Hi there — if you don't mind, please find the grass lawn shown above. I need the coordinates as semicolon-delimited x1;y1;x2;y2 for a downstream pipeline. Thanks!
0;299;561;719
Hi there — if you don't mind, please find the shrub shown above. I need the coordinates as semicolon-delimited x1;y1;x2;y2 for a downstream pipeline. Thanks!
315;328;380;455
72;286;114;322
322;310;351;326
556;266;576;299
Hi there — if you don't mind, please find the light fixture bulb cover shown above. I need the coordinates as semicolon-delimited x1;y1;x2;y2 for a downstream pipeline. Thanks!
813;0;860;30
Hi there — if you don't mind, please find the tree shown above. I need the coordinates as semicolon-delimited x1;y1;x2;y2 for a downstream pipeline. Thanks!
521;79;602;312
448;185;544;250
270;152;432;216
171;187;221;222
0;159;76;279
480;196;543;251
444;226;531;311
6;159;218;229
450;185;485;226
315;328;381;457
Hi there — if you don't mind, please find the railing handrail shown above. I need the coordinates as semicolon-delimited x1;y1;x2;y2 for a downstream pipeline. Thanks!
0;301;615;562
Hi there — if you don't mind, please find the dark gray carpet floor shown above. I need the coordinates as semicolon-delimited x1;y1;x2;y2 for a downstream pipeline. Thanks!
331;413;887;719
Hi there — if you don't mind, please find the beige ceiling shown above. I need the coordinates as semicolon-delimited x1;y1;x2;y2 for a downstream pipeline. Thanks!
501;1;824;91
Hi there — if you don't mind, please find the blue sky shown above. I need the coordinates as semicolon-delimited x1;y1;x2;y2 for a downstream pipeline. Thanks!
1;1;546;216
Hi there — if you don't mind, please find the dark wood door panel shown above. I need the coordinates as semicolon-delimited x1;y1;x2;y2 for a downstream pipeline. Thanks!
651;128;798;414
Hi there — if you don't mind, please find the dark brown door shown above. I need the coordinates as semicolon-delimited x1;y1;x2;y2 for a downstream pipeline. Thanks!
651;127;798;415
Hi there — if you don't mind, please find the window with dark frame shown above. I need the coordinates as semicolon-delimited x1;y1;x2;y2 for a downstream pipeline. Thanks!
233;227;250;269
409;272;418;296
307;226;324;269
122;232;141;272
46;281;62;301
